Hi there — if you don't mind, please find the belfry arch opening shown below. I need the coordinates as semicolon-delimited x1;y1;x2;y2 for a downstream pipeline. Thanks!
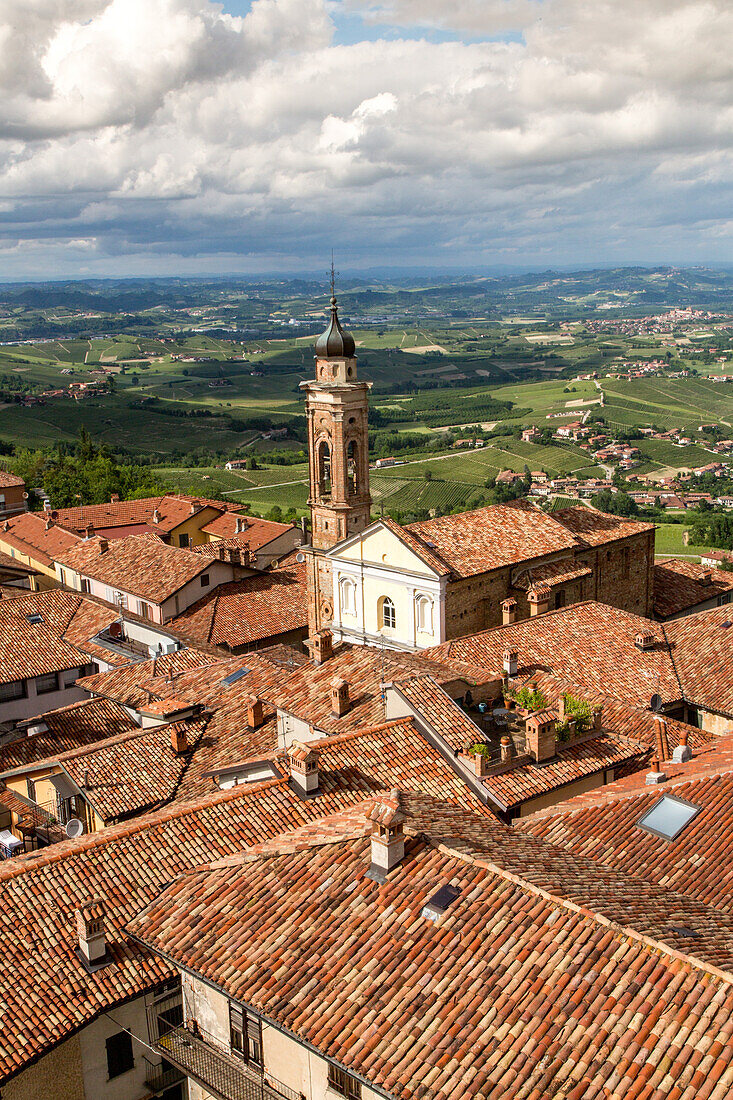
347;439;358;495
317;440;332;498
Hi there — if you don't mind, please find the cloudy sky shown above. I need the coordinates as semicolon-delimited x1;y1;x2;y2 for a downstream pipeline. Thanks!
3;0;733;278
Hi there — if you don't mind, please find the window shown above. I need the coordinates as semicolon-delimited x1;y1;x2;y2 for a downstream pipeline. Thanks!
178;533;190;548
328;1065;361;1099
553;590;566;610
637;794;700;840
1;679;28;703
347;439;358;495
229;1003;262;1067
138;600;153;620
26;777;36;801
378;595;396;630
718;592;732;606
340;577;357;616
415;594;433;633
36;672;59;695
201;573;210;587
317;440;332;498
80;578;91;594
106;1031;134;1079
59;568;67;586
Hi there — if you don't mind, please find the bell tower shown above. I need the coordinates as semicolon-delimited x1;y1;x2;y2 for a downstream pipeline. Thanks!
301;273;372;638
301;279;371;552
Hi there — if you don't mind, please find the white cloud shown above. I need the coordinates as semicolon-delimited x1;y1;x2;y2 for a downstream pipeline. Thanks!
2;0;733;274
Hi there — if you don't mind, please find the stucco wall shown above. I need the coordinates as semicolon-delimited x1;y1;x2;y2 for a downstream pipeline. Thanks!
2;1034;86;1100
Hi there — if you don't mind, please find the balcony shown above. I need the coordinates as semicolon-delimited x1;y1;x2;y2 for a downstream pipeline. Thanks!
143;1057;186;1095
153;1024;303;1100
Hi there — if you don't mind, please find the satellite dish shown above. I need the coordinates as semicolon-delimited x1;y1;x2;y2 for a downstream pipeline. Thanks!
296;552;305;564
22;492;29;500
65;818;85;839
650;693;663;713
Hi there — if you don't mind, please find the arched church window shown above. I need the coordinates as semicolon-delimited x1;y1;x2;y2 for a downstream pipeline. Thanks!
340;577;357;616
416;595;433;633
378;596;396;630
347;440;358;495
317;440;331;498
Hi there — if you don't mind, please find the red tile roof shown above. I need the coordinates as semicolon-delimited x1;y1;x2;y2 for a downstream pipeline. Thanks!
551;505;655;545
170;562;307;649
426;601;683;708
0;471;23;488
513;556;593;590
654;558;733;618
76;647;216;709
406;498;580;577
51;494;242;536
199;511;295;550
0;698;137;771
387;673;488;751
519;733;733;912
0;512;81;567
129;793;733;1100
56;532;225;604
663;605;733;715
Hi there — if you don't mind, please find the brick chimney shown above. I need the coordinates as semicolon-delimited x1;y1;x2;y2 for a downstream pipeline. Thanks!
171;725;188;755
312;629;333;665
76;900;107;966
654;715;670;764
501;598;517;626
153;508;161;524
635;630;656;650
672;728;692;763
190;500;199;514
98;538;109;554
503;648;518;676
85;524;95;539
246;695;264;730
528;585;551;617
525;710;557;762
592;705;603;731
287;740;320;794
699;569;712;587
645;756;667;784
330;678;350;717
235;515;249;534
368;790;405;874
500;735;513;763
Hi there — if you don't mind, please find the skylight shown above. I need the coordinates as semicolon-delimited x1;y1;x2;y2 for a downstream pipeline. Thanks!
26;613;44;624
636;794;700;840
421;883;462;922
221;667;250;686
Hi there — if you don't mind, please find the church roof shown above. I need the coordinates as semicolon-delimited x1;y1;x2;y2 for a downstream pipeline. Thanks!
314;295;356;358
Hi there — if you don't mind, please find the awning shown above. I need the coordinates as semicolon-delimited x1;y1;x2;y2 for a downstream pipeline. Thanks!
47;772;79;799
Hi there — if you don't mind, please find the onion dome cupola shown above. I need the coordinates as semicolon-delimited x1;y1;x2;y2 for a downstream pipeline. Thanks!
315;292;355;359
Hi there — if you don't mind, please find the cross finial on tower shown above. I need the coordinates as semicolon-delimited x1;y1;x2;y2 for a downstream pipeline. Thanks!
330;252;337;305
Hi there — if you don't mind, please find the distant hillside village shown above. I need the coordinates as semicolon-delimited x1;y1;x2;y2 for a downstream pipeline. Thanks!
1;297;733;1100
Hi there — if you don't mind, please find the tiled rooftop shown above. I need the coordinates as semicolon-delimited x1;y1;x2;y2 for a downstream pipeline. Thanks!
0;698;137;771
513;556;593;590
406;498;580;576
387;673;488;752
663;605;733;716
76;647;216;710
170;561;307;649
129;793;733;1100
0;512;81;567
552;504;656;545
425;600;683;708
51;494;242;536
654;557;733;618
519;733;733;912
56;531;222;604
199;510;295;551
0;471;23;488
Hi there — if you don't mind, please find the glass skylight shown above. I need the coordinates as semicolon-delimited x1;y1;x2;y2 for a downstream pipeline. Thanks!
637;794;700;840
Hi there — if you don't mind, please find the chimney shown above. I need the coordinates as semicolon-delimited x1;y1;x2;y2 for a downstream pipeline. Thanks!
171;725;188;755
368;790;405;874
525;710;557;762
312;629;333;665
635;630;656;650
500;735;513;763
502;648;518;676
110;493;120;503
592;705;603;731
45;517;54;530
98;538;109;554
153;508;161;524
287;741;320;794
558;695;567;722
528;585;551;617
699;569;712;587
330;678;350;717
672;728;692;764
654;715;670;764
246;695;264;730
645;756;667;784
76;900;107;966
190;500;198;515
85;524;95;540
501;598;517;626
235;515;249;534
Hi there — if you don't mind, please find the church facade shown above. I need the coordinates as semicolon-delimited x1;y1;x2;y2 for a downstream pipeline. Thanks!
302;294;656;652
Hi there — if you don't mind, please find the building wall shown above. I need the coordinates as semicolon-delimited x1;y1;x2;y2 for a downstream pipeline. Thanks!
2;1033;86;1100
77;997;153;1100
169;506;223;549
0;483;28;519
0;670;89;728
514;771;612;819
698;708;733;737
0;537;59;590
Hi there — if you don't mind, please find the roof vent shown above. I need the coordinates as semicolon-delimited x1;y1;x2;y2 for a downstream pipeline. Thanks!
76;900;109;970
635;630;656;650
367;790;405;879
287;740;320;795
422;882;462;923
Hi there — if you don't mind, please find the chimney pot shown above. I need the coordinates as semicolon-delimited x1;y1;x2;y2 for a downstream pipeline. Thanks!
330;677;349;717
501;598;517;626
502;648;518;676
98;538;109;554
645;755;667;784
76;900;107;966
368;790;405;874
287;740;320;794
246;695;264;730
171;725;188;755
312;629;333;666
672;727;692;764
500;735;513;763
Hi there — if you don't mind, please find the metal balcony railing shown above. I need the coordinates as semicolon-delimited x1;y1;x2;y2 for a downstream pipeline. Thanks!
153;1024;303;1100
143;1056;186;1095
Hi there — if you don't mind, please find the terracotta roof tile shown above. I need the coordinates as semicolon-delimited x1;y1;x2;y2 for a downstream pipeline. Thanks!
170;561;307;649
388;673;487;751
663;605;733;715
0;512;81;567
199;511;295;550
552;504;656;545
51;494;242;537
513;557;593;590
0;698;137;770
654;558;733;618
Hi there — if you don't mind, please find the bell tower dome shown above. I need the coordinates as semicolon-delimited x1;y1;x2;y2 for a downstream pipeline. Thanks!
301;277;372;553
